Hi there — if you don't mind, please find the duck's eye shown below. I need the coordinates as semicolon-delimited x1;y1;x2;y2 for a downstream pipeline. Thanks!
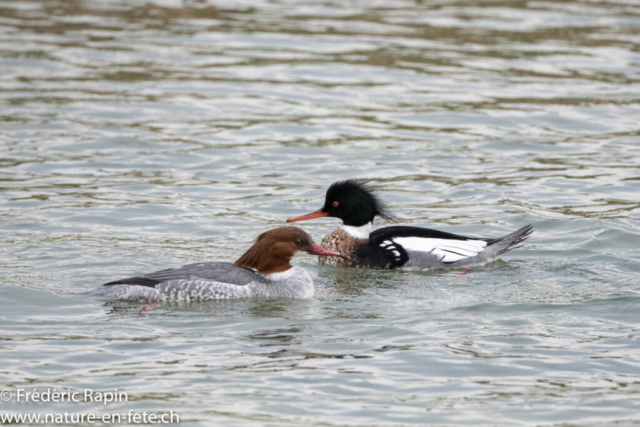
333;201;339;207
295;239;303;246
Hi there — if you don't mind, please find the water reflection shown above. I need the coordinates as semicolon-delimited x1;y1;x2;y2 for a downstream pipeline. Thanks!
2;0;640;425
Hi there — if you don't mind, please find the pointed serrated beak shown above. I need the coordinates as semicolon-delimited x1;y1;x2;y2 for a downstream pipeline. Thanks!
307;244;342;257
286;208;328;223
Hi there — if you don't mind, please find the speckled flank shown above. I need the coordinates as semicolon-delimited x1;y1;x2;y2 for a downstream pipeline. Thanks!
75;266;315;301
319;229;368;267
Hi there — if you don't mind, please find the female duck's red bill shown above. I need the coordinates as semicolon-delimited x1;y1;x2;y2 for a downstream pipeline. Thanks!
308;244;342;257
286;209;327;223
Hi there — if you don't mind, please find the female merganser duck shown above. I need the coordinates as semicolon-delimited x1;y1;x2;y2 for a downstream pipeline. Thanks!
79;227;341;301
287;180;533;270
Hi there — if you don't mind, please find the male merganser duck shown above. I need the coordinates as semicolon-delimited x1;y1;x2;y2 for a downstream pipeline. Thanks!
287;179;533;270
78;227;341;301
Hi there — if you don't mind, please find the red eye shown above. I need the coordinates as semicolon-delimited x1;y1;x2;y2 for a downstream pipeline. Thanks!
333;201;339;207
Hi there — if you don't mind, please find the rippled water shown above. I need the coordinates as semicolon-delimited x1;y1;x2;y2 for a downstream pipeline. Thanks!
1;0;640;425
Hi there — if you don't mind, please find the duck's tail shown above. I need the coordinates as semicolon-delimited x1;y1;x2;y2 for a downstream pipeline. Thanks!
487;224;534;256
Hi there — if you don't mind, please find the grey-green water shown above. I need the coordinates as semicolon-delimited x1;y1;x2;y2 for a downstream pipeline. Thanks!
1;0;640;425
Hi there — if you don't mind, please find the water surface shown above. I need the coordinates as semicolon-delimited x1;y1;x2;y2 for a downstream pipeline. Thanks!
1;0;640;425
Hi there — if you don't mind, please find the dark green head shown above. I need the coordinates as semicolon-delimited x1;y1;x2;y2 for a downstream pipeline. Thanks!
287;179;396;227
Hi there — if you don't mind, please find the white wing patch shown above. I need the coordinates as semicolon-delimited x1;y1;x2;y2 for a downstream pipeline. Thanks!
393;237;487;263
378;240;402;262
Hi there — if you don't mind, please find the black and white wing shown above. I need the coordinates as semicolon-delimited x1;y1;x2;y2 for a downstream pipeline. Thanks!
363;225;533;269
362;226;488;269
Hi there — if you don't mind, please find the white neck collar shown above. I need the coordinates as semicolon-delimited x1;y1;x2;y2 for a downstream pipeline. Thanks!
340;222;372;239
261;267;296;282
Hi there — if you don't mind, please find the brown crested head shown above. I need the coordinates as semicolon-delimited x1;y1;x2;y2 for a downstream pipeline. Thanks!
233;226;341;275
